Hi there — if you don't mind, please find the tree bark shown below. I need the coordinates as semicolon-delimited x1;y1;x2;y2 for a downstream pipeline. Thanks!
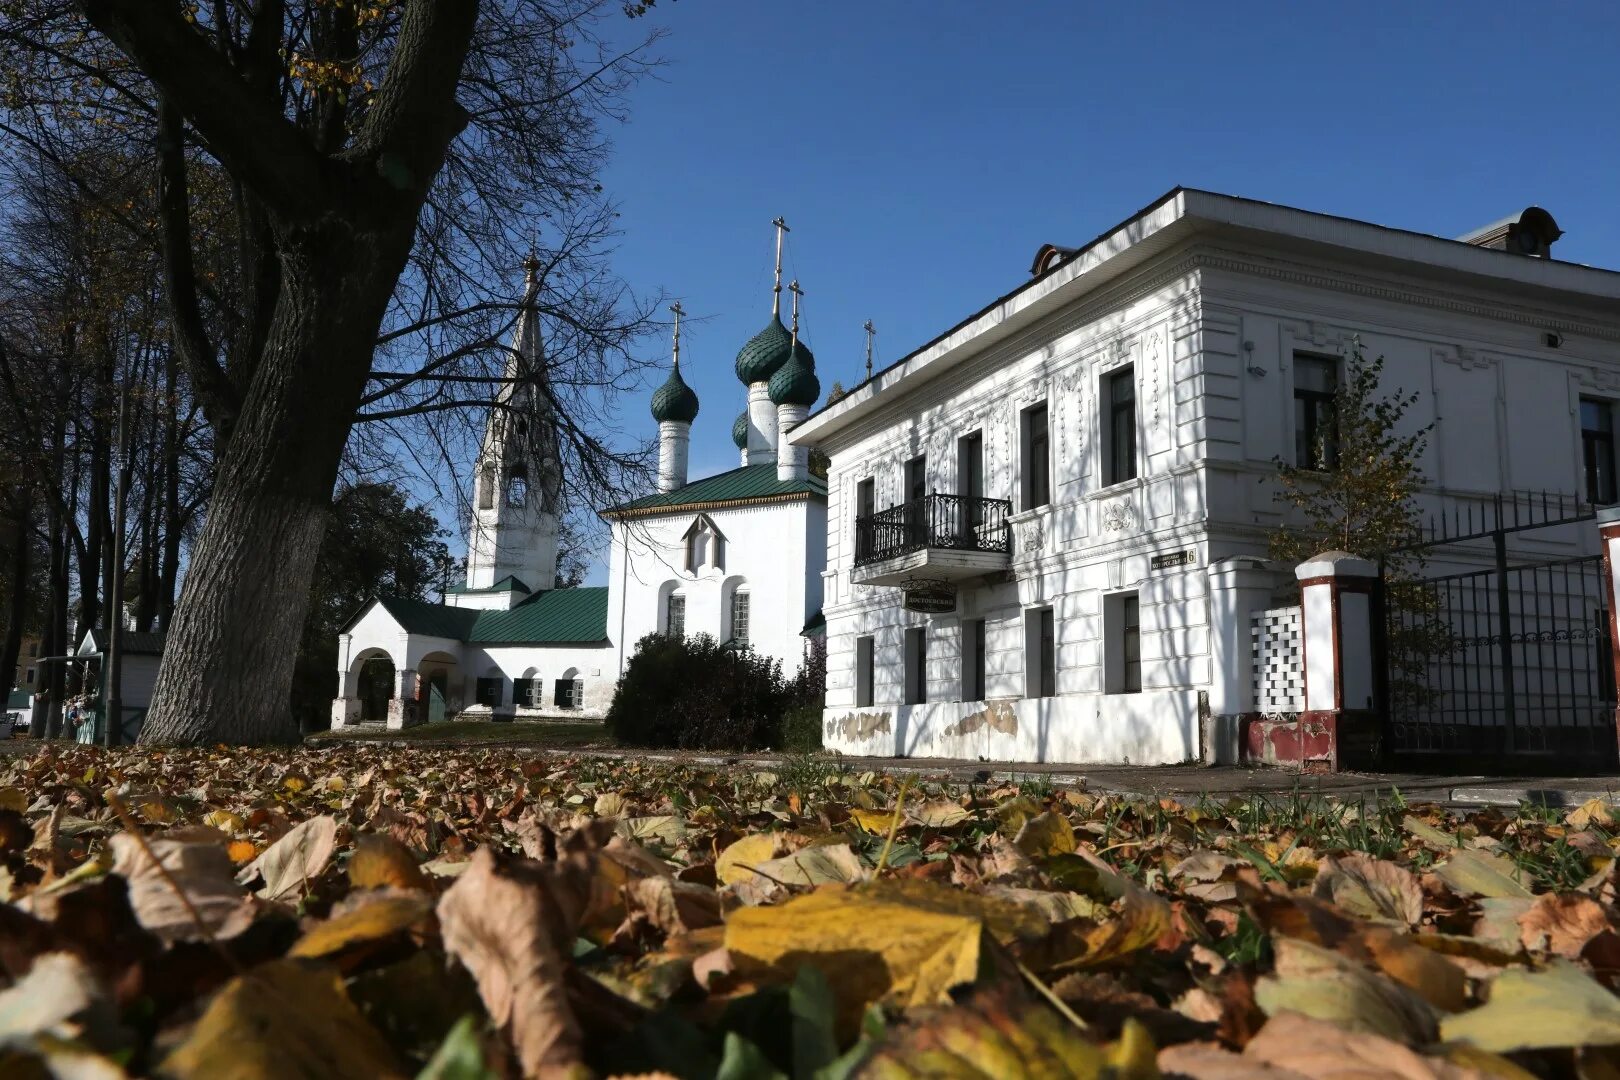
159;347;182;630
139;231;407;745
0;494;32;716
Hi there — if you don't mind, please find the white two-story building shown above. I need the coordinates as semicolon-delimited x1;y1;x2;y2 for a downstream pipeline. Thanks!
790;189;1620;766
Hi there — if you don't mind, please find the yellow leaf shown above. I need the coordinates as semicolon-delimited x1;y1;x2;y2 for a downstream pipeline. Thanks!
282;774;309;793
910;800;971;828
0;787;26;813
1441;961;1620;1052
348;833;430;892
715;832;779;886
289;894;433;959
847;807;895;834
724;885;993;1031
1567;797;1615;830
1434;848;1533;899
1013;812;1076;857
160;959;405;1079
227;840;258;865
203;810;245;835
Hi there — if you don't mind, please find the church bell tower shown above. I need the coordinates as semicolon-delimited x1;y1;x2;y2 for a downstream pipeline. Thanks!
464;256;564;592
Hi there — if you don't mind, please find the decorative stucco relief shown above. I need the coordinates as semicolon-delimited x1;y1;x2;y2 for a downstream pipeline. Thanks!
1101;497;1135;532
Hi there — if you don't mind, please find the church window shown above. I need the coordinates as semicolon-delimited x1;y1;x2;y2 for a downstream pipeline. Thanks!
512;677;543;707
475;676;504;707
506;472;528;509
665;593;686;639
553;678;585;709
730;590;750;647
477;462;496;510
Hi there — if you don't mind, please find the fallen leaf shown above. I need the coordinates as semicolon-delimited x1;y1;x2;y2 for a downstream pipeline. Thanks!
437;845;591;1075
1162;1011;1495;1079
1567;797;1615;830
1255;936;1437;1044
1312;855;1423;926
1517;893;1615;958
1402;815;1462;852
910;800;971;828
288;892;434;959
1433;848;1533;900
1441;961;1620;1052
0;952;117;1046
237;815;339;901
160;958;404;1079
348;832;430;892
847;807;896;834
619;816;686;845
715;832;779;887
1012;811;1076;857
733;843;869;904
109;830;252;943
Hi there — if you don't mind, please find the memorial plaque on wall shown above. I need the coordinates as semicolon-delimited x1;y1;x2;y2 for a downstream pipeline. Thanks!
1151;550;1194;570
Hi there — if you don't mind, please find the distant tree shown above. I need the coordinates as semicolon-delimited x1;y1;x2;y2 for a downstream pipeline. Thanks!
1269;343;1431;572
291;482;451;732
824;380;846;405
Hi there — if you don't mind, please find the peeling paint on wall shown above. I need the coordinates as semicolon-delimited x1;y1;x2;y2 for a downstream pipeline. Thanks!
829;710;892;739
941;700;1018;738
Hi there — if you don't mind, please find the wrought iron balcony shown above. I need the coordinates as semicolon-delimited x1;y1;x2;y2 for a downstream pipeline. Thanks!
853;493;1012;586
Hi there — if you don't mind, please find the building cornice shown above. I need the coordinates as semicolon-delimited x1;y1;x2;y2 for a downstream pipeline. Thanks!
602;490;820;522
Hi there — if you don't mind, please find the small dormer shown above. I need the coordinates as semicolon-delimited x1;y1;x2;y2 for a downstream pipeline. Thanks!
445;575;533;610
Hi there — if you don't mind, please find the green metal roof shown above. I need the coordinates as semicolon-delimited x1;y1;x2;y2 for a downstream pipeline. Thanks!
606;464;826;517
375;596;480;639
365;586;610;646
468;587;609;645
445;575;531;596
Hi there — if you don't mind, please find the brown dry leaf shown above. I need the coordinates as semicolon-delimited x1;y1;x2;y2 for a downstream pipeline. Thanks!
1567;798;1616;830
910;800;971;828
237;814;339;901
1517;893;1616;958
1312;855;1423;927
109;830;253;944
1172;851;1244;903
1433;849;1533;900
1013;811;1077;858
1162;1011;1494;1079
348;832;430;892
437;845;592;1076
628;875;722;937
288;892;434;959
732;843;869;905
160;958;404;1079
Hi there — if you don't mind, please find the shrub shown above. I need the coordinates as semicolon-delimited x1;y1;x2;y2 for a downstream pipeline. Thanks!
607;633;796;751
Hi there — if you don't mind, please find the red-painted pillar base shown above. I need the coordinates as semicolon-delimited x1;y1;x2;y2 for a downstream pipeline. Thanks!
1289;551;1381;771
1598;508;1620;767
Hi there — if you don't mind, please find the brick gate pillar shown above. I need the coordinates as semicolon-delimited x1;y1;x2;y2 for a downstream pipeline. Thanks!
1296;551;1381;771
1597;507;1620;762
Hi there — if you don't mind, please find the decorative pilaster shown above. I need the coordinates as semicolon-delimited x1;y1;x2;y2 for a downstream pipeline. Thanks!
1205;556;1275;764
1295;551;1381;771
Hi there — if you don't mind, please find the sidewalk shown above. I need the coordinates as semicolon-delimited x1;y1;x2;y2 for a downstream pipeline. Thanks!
311;725;1620;808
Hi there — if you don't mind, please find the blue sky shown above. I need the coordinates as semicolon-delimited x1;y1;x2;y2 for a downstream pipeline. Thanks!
477;1;1620;580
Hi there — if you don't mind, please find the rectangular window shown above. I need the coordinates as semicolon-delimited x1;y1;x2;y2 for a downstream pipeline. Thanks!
1105;367;1136;486
730;590;750;646
1294;355;1340;470
512;678;539;707
904;626;927;705
553;679;585;709
1025;607;1055;698
1020;403;1051;510
855;636;875;708
855;477;876;560
904;455;927;547
1104;592;1142;694
666;593;685;639
1583;397;1617;506
962;618;987;702
475;677;504;707
906;455;927;501
24;667;34;686
958;431;985;534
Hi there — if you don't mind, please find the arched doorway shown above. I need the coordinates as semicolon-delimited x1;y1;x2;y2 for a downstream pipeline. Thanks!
353;650;396;723
417;651;461;723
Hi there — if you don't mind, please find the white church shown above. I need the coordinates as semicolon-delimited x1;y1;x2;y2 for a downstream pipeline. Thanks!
331;249;827;729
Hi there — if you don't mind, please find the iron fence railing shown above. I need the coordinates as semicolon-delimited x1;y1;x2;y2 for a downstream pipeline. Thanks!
854;493;1012;567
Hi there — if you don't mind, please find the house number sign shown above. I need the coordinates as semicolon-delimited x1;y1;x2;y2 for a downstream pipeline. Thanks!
1150;550;1194;570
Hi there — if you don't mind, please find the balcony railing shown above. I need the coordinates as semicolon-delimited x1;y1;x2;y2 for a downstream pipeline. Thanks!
854;493;1012;568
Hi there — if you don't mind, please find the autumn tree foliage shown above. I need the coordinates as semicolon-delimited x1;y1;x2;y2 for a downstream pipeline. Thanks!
0;1;662;744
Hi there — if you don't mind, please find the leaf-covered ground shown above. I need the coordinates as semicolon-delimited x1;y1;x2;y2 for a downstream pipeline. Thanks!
2;742;1619;1079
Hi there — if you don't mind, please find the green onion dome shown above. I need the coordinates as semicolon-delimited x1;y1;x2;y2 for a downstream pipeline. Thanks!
768;339;820;407
731;410;749;448
650;363;700;424
734;315;793;385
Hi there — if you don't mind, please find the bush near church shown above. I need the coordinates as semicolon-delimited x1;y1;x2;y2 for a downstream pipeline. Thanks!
607;633;822;751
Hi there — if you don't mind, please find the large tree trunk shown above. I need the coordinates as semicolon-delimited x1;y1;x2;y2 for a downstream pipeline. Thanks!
0;495;31;713
139;232;404;745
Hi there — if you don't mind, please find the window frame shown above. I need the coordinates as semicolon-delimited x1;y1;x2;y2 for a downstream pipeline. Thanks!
1025;606;1056;698
512;677;542;707
962;617;987;702
1104;366;1137;487
903;626;928;705
1582;396;1618;506
855;477;876;561
1293;353;1341;471
665;592;686;639
475;676;504;707
1104;591;1142;695
1020;403;1051;510
855;635;875;708
730;589;751;647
